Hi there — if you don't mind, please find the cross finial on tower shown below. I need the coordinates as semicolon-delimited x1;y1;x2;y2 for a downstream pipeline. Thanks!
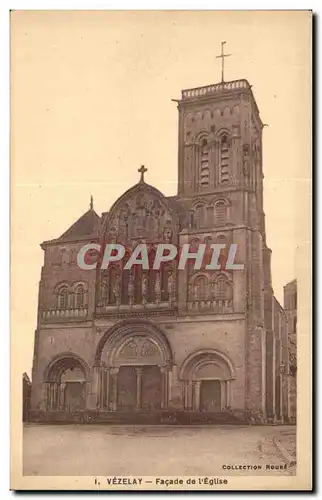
90;195;93;210
216;41;231;83
138;165;147;183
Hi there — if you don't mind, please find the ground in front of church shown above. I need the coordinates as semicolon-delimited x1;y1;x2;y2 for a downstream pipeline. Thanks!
23;424;296;476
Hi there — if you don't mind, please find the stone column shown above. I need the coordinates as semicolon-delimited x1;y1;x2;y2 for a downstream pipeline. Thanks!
183;381;189;410
220;381;226;410
226;380;232;407
110;368;119;411
45;383;50;410
49;383;55;410
160;366;169;409
105;369;110;410
100;368;106;409
59;383;66;409
194;381;201;411
189;381;195;411
135;367;143;409
92;365;101;409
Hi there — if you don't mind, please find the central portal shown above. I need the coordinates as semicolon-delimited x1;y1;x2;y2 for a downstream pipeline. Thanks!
117;365;162;410
200;380;222;412
98;324;173;413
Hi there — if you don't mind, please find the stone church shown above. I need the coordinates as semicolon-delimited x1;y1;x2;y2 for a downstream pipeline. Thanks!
30;75;293;423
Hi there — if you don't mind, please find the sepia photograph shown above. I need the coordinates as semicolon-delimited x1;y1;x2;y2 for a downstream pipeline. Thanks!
10;10;312;491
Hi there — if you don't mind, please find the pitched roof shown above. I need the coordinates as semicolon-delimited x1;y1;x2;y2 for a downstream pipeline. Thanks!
57;209;101;241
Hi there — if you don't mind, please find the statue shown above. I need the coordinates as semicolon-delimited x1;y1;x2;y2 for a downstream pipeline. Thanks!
168;271;175;303
113;274;121;306
108;226;117;244
128;274;134;306
100;279;108;306
155;273;161;303
163;226;172;243
142;274;148;305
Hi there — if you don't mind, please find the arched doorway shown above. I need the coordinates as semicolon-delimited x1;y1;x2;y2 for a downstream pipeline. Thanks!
94;320;173;411
180;350;235;412
44;354;88;412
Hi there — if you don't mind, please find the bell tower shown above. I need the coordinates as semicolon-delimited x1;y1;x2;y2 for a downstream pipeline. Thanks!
175;51;268;416
177;78;263;197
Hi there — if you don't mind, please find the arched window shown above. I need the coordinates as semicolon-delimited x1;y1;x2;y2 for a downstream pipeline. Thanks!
214;200;227;225
192;276;208;301
220;135;230;184
194;204;207;229
75;285;85;308
214;274;232;299
199;138;209;187
58;286;69;309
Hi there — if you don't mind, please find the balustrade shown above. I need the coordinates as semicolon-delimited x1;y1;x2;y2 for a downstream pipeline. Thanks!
182;79;249;100
40;307;88;321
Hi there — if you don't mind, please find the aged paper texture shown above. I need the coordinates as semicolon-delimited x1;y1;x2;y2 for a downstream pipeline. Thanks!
11;10;312;491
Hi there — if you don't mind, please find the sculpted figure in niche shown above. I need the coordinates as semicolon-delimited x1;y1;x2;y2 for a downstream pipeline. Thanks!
118;208;129;240
140;340;158;358
108;225;118;244
168;271;175;301
113;274;121;306
121;339;139;358
155;273;161;303
100;279;108;306
141;274;148;305
163;226;172;243
188;282;193;301
128;273;134;306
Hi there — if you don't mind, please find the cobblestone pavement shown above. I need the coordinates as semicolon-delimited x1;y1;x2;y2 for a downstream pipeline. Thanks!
23;424;296;476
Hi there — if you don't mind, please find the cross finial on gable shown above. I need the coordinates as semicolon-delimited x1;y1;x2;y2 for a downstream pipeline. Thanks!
216;41;231;83
138;165;147;183
90;195;93;210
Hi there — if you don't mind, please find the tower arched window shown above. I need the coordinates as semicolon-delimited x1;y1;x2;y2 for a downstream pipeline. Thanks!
214;274;232;300
214;200;227;225
75;285;85;308
220;135;230;184
58;286;69;309
192;275;208;301
199;138;209;188
194;204;207;229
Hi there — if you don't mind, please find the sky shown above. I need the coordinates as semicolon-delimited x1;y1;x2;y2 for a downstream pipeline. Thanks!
11;11;311;376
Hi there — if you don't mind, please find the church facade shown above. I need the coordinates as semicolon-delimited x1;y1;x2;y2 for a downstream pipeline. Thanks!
30;77;293;423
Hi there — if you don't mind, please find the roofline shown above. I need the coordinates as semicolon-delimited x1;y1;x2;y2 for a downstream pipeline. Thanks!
40;233;100;249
